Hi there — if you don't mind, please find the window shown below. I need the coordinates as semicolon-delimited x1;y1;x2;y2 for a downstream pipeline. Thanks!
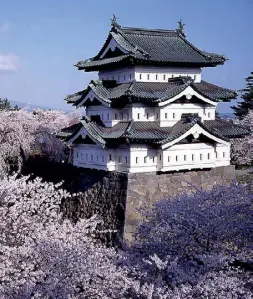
118;156;121;163
136;157;139;164
194;75;197;81
125;157;128;164
146;113;149;119
147;74;150;80
165;113;168;119
109;154;112;161
184;155;187;161
137;113;140;119
91;155;93;161
126;113;129;120
101;114;104;120
115;113;117;120
107;113;110;120
171;74;174;78
76;151;79;159
118;75;120;81
159;154;162;161
153;157;155;163
176;155;178;162
129;74;132;80
200;154;203;160
156;74;158;80
223;152;225;158
168;156;170;162
173;113;176;119
163;74;166;80
139;74;142;80
208;112;211;118
124;75;126;80
216;152;218;158
86;154;88;160
207;153;210;160
156;113;159;120
121;113;123;120
97;155;98;161
102;156;104;163
112;76;114;80
192;154;194;161
144;156;147;163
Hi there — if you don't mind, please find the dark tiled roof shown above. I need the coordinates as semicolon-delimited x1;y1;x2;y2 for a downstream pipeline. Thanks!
59;114;250;148
204;119;250;138
76;25;226;71
67;78;237;107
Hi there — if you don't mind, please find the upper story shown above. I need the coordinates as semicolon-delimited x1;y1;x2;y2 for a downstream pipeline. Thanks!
75;18;227;74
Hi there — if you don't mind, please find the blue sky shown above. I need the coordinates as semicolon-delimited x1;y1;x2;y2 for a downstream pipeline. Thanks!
0;0;252;113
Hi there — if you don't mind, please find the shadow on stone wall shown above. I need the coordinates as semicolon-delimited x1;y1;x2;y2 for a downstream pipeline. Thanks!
22;156;128;245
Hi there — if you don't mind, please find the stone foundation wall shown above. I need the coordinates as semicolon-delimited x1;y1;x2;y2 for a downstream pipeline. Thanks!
124;165;236;241
22;158;236;244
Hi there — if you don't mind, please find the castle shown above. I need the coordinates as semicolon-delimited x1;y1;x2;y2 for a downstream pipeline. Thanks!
60;18;249;174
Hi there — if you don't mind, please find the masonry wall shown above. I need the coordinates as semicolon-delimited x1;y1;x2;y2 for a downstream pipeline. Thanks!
124;165;236;241
22;157;236;244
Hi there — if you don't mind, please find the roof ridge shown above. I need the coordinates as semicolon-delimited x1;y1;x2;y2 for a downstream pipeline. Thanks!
120;26;177;35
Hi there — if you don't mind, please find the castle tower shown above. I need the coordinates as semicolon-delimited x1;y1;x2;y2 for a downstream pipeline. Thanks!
59;19;249;174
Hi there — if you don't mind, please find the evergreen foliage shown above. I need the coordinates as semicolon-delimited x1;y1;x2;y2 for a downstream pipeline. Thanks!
232;72;253;118
0;98;11;111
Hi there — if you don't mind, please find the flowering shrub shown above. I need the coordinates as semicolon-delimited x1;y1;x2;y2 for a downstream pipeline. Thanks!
231;110;253;165
0;109;73;176
0;175;252;298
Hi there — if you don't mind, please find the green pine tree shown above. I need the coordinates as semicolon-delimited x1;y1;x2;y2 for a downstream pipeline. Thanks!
232;72;253;119
0;98;11;111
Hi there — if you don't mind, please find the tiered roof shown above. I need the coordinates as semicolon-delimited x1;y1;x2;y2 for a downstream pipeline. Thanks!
58;115;250;148
66;77;237;108
76;23;226;71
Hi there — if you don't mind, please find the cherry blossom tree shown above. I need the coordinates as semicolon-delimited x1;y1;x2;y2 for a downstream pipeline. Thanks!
0;175;252;298
0;109;73;176
231;110;253;165
128;182;253;292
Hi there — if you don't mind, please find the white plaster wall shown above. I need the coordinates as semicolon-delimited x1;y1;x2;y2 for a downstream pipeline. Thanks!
86;105;132;126
73;141;230;173
134;66;201;83
99;67;135;83
160;103;216;127
99;66;202;83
